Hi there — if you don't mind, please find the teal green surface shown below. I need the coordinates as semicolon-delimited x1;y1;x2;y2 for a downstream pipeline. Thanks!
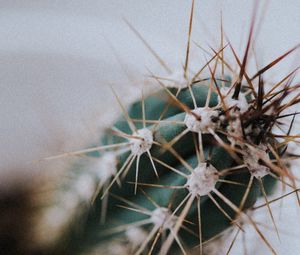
69;80;277;253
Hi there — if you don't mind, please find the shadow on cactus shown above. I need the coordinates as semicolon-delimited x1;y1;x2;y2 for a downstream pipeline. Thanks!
41;2;300;255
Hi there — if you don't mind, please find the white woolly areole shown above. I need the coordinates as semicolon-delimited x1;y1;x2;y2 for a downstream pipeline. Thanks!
150;207;176;229
94;152;117;183
73;174;96;201
185;162;219;196
125;227;148;247
226;111;246;146
129;128;153;156
184;107;219;133
227;118;242;145
243;145;270;178
218;87;249;113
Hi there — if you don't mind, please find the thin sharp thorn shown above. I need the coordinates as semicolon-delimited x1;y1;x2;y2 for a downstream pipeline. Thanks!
172;193;192;217
265;67;300;97
110;193;150;212
201;227;231;246
141;89;146;128
226;228;241;255
163;129;189;151
135;226;160;255
152;156;188;178
188;83;198;108
132;118;185;125
147;150;159;178
258;178;281;241
110;85;137;133
267;173;295;190
213;189;240;214
251;44;300;80
214;189;276;254
110;126;142;140
232;0;258;99
191;45;228;83
201;43;235;74
217;179;247;186
128;182;184;190
123;18;172;74
159;195;195;255
238;175;254;213
117;204;152;216
257;75;264;110
276;112;300;121
247;216;277;255
227;42;257;98
170;228;187;255
255;221;291;236
204;71;213;108
167;191;177;211
208;193;243;231
208;128;243;164
102;218;152;236
253;189;300;210
219;164;247;176
149;228;163;255
220;10;225;88
134;155;141;194
197;197;203;255
148;69;192;114
198;132;205;163
169;147;194;173
40;142;129;161
99;182;108;224
265;144;295;180
152;87;182;131
184;0;195;79
101;154;136;199
207;62;228;111
140;188;160;209
192;132;201;163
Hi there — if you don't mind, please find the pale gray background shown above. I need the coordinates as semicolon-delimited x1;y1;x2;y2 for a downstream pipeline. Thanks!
0;1;299;254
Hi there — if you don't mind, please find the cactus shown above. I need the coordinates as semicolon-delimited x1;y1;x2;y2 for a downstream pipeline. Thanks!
47;70;300;255
39;2;300;255
85;80;278;253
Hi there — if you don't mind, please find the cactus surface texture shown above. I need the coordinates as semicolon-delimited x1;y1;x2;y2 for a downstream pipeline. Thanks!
60;73;296;255
40;2;300;255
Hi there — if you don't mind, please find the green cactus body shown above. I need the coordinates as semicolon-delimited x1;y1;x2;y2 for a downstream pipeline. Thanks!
68;79;278;254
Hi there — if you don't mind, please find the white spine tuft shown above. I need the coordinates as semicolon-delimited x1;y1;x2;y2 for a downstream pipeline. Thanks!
73;174;96;201
243;145;270;178
185;162;219;196
218;87;249;113
93;152;118;183
184;107;219;133
130;128;153;156
125;227;148;248
150;207;176;230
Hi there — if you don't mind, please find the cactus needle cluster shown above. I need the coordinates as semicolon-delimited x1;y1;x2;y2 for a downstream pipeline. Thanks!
41;2;300;255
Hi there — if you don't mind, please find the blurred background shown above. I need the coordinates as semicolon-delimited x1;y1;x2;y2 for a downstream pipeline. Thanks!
0;1;299;254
